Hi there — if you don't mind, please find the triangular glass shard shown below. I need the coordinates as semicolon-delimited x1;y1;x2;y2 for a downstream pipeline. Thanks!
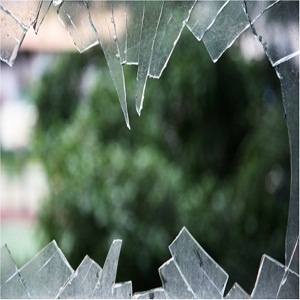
0;7;27;66
87;0;130;129
125;0;144;65
202;1;250;62
57;255;102;299
133;287;167;299
18;240;74;298
169;227;228;298
58;0;99;53
251;255;285;299
246;0;299;67
225;282;250;299
159;257;196;298
148;0;195;79
33;0;52;33
92;239;122;298
135;0;163;115
186;0;228;41
113;281;133;299
0;245;30;298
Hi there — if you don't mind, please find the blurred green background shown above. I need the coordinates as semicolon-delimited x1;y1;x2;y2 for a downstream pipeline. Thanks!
24;29;290;294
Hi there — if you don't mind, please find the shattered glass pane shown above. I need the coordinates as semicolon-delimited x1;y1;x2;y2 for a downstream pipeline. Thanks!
87;0;130;128
57;255;102;299
111;1;127;65
33;0;51;33
275;55;299;266
225;282;250;299
251;255;286;299
18;241;73;298
0;6;27;66
202;1;250;62
287;237;299;275
58;0;99;53
159;257;195;298
149;1;195;78
246;0;299;67
276;269;299;299
186;0;227;41
133;288;167;299
135;1;163;115
0;245;30;298
0;0;42;29
124;0;144;65
169;227;228;298
92;240;122;298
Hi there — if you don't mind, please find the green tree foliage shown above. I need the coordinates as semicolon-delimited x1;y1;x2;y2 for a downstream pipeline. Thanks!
33;30;289;293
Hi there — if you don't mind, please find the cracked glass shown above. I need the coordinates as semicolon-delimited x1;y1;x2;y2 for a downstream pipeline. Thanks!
0;0;299;298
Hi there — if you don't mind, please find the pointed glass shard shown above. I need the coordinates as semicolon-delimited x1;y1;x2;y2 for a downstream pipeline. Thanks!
58;0;99;53
33;0;52;33
169;227;228;298
186;0;228;41
125;0;144;65
113;281;133;299
92;239;122;298
149;1;195;79
159;257;196;298
135;1;164;115
87;0;130;128
57;255;102;299
202;1;250;62
133;287;167;299
225;282;250;299
251;255;285;299
18;240;73;298
243;1;277;23
0;7;27;66
0;245;30;298
246;0;299;67
274;55;299;266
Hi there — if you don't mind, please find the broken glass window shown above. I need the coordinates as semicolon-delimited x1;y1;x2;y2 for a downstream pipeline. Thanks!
0;0;299;298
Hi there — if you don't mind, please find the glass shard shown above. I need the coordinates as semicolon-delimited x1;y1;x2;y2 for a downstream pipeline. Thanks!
92;239;122;298
33;0;52;33
243;1;277;24
135;1;163;115
159;257;196;298
0;245;30;298
149;1;195;78
87;0;130;129
276;269;299;299
58;0;99;53
287;237;299;275
169;227;228;298
246;0;299;67
202;1;250;62
0;6;27;66
133;288;167;299
0;0;42;29
57;255;102;299
251;255;285;299
274;55;299;266
186;0;228;41
18;240;74;298
125;0;144;65
113;281;133;299
111;1;127;65
225;282;250;299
